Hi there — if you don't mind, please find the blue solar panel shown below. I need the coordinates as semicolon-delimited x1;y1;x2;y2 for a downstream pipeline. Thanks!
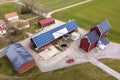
100;37;110;45
85;30;99;44
4;43;34;71
97;19;111;34
32;20;78;48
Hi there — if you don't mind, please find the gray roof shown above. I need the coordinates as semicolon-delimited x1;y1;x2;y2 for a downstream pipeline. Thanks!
97;19;111;34
85;30;99;44
100;37;110;45
4;43;34;71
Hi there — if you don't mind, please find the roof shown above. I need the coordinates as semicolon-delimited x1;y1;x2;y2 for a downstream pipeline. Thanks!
32;20;78;48
5;12;18;18
0;28;5;31
0;20;5;24
4;43;34;71
97;19;111;34
84;30;99;44
38;17;55;25
100;37;110;45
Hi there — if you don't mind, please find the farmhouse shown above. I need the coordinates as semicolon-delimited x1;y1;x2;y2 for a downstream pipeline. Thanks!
80;20;111;52
4;43;35;74
31;20;78;50
4;12;19;21
0;20;6;28
38;17;55;27
0;28;6;34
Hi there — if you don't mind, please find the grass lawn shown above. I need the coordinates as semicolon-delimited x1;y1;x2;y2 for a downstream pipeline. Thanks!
0;2;17;18
52;0;120;43
100;58;120;73
0;56;115;80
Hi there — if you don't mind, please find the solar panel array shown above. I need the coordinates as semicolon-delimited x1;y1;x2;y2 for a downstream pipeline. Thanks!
32;20;78;48
4;43;34;70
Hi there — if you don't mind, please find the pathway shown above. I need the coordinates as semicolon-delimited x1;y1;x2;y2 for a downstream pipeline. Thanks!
89;59;120;80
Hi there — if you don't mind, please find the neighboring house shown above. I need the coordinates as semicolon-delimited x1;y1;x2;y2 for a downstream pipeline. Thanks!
4;43;35;74
90;20;111;38
5;12;19;21
0;28;6;34
15;20;29;30
0;19;6;28
38;17;55;27
31;20;78;50
80;20;111;52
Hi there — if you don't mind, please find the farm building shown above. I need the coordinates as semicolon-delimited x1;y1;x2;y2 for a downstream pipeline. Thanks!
4;43;35;74
80;20;111;52
31;20;78;50
38;17;55;27
0;28;6;34
4;12;19;21
0;20;6;28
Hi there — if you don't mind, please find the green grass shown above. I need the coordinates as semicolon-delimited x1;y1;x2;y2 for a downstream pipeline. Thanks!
52;0;120;43
0;56;115;80
100;58;120;73
0;2;17;18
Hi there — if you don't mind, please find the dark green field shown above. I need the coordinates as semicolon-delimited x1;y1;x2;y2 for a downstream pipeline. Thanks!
52;0;120;43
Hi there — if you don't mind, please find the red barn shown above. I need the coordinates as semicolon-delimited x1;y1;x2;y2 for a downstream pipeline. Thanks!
90;20;111;38
4;43;35;74
80;20;111;52
38;17;55;27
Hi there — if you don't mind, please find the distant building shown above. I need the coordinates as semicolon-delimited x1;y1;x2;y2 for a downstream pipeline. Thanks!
31;20;78;50
5;12;19;21
4;43;35;74
0;28;6;34
0;19;6;28
38;17;55;27
80;20;111;52
15;20;30;30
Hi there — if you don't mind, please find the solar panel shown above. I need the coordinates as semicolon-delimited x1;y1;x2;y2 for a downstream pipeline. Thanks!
32;20;78;48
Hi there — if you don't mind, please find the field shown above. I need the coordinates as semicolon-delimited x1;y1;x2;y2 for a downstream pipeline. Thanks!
52;0;120;43
100;58;120;73
21;0;85;11
0;56;115;80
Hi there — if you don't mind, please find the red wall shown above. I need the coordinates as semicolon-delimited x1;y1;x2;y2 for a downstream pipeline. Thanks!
80;38;90;52
17;60;35;74
90;26;101;36
100;31;108;39
88;41;97;52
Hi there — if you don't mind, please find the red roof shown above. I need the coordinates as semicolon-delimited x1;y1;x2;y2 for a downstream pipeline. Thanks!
0;28;5;31
0;20;5;24
38;17;55;26
5;12;18;18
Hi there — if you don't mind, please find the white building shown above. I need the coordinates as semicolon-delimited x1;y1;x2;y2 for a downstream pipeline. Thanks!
0;28;6;34
5;12;19;21
0;20;6;28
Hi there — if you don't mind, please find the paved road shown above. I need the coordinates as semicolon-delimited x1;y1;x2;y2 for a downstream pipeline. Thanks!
89;59;120;80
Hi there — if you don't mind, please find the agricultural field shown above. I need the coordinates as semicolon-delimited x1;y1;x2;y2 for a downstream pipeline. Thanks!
21;0;85;11
52;0;120;43
0;56;115;80
100;58;120;73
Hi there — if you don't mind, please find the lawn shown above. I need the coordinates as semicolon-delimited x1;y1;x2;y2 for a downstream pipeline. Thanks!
100;58;120;73
0;56;115;80
52;0;120;43
0;2;17;18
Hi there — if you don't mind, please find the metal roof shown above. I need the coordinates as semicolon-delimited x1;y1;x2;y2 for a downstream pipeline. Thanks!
100;37;110;45
38;17;55;25
32;20;78;48
97;19;111;34
4;43;34;71
85;30;99;44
